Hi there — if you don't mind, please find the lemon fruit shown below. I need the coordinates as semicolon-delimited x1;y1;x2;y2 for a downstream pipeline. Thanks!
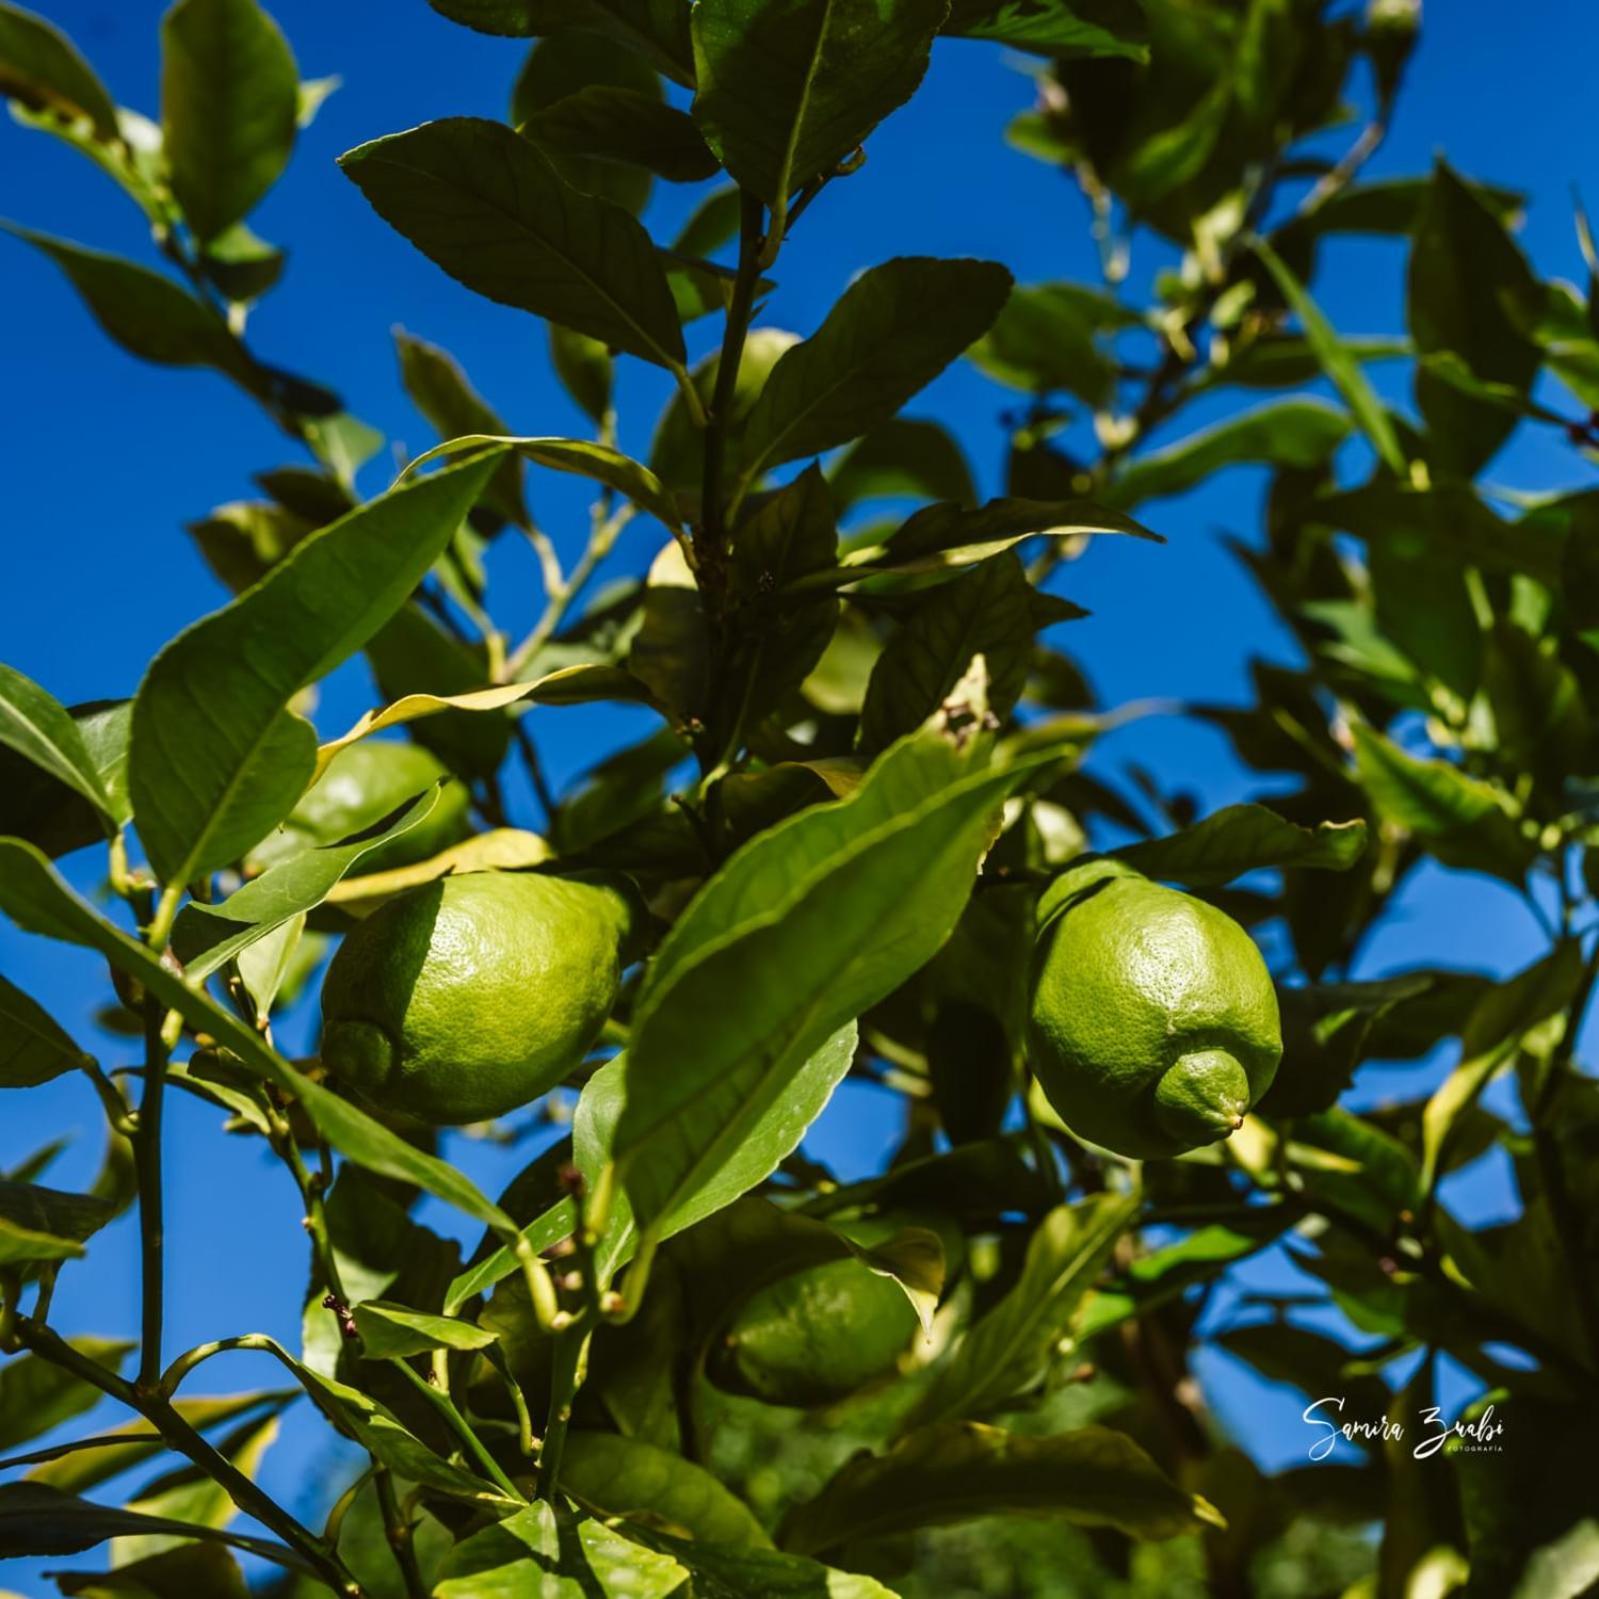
1027;860;1281;1160
255;740;471;875
712;1216;949;1407
319;870;631;1125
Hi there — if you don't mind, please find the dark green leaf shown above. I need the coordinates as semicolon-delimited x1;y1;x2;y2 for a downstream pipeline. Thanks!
1350;723;1532;884
969;281;1138;402
0;662;112;826
672;184;740;257
615;724;1049;1236
1252;236;1405;475
512;31;659;214
0;838;515;1231
0;974;88;1089
629;1531;899;1598
1410;161;1540;477
902;1192;1135;1432
858;553;1037;751
691;0;945;218
549;325;613;426
559;1432;771;1548
53;1542;252;1599
1115;803;1368;886
406;433;682;530
942;0;1147;59
527;86;717;182
340;117;686;370
830;418;976;509
0;1340;132;1452
396;330;529;528
428;0;695;86
0;1482;311;1571
436;1500;686;1598
1420;941;1583;1193
0;224;253;385
168;787;445;980
739;257;1012;482
0;3;119;139
160;0;299;242
1109;399;1351;508
199;221;285;303
780;1422;1222;1555
353;1300;498;1358
130;453;500;889
728;466;839;725
0;1180;116;1266
21;1392;293;1495
863;494;1155;575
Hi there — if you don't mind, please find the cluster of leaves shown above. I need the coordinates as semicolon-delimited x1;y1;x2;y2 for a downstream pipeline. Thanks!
2;0;1599;1595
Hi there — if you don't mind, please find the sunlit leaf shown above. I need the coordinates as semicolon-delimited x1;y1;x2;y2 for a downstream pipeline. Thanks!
130;453;501;888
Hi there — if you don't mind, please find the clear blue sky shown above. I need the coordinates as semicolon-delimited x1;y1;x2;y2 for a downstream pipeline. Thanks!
2;0;1596;1581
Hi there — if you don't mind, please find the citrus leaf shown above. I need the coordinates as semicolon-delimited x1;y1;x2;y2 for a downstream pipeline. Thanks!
1420;941;1584;1195
1252;235;1406;475
1410;161;1540;478
1115;804;1369;886
436;1500;685;1599
941;0;1147;59
353;1301;499;1359
402;432;683;530
168;787;446;980
0;973;90;1089
0;4;119;139
340;117;685;370
0;223;253;384
900;1192;1136;1434
0;838;515;1232
559;1432;772;1548
526;87;717;182
130;452;501;889
0;1182;115;1267
160;0;299;243
427;0;695;86
0;1340;133;1453
691;0;945;219
857;554;1037;752
780;1422;1223;1554
314;664;625;779
853;495;1155;576
395;330;529;528
1350;722;1533;884
0;699;131;858
326;828;552;917
739;257;1013;485
830;418;976;510
615;726;1052;1237
21;1392;294;1495
0;1482;313;1572
630;1532;901;1598
1106;399;1352;508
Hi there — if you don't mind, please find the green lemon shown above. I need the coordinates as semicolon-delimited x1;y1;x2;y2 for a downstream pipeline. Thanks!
319;870;631;1125
254;741;472;875
1027;860;1281;1160
713;1215;948;1407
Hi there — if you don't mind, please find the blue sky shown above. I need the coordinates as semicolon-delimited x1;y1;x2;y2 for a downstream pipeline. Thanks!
2;0;1597;1581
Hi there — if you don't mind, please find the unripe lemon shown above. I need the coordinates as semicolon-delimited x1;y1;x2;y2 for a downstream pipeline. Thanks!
319;870;631;1125
255;741;471;875
712;1215;951;1407
1027;860;1281;1160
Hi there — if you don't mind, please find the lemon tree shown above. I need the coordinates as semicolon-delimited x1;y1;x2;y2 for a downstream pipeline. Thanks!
2;1;1596;1596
